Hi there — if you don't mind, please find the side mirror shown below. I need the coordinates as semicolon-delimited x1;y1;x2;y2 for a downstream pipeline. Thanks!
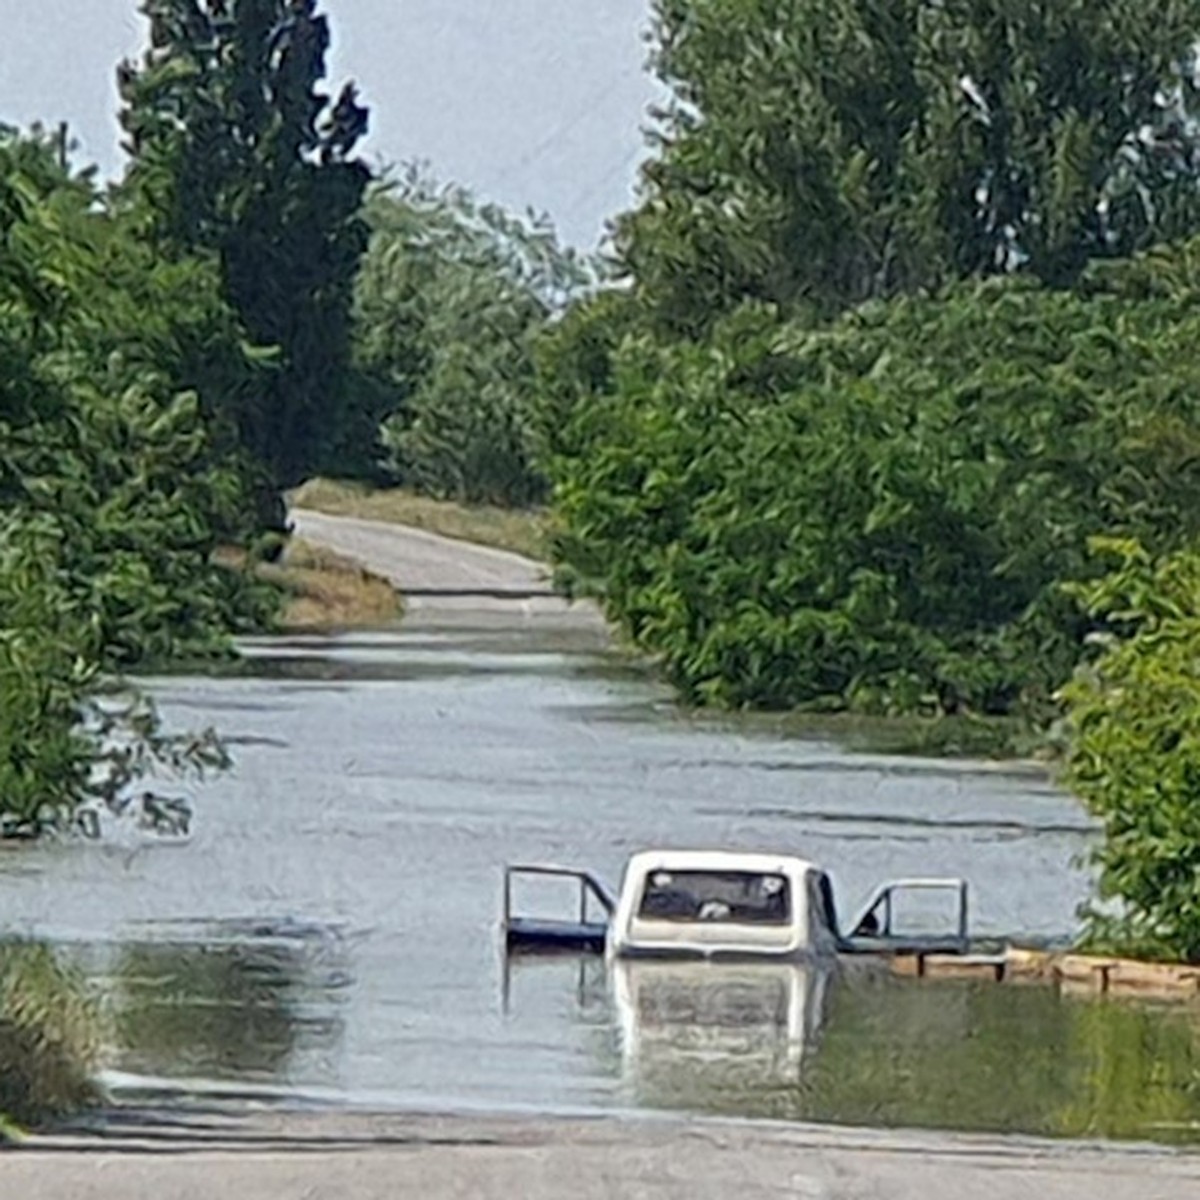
851;907;881;939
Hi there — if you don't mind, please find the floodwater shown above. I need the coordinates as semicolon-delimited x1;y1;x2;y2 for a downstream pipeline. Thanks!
2;626;1199;1143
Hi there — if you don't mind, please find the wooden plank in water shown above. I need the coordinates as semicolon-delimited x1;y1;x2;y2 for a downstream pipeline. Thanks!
888;945;1200;1003
1054;954;1117;996
1009;950;1200;1001
1106;959;1200;998
889;946;1200;1003
921;954;1006;982
891;953;925;978
890;953;1005;982
1003;947;1055;984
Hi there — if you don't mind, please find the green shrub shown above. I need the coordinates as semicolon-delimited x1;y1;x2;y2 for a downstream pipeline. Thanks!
544;261;1200;719
0;943;102;1129
1063;539;1200;963
0;129;247;836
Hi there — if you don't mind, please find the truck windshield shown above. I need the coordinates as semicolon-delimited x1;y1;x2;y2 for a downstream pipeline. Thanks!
637;870;791;925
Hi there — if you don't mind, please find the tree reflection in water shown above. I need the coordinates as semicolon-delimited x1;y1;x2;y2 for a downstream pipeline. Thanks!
112;920;348;1089
605;960;1200;1145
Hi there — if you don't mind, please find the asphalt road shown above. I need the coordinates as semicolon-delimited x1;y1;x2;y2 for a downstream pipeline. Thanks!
12;1112;1200;1200
291;508;606;632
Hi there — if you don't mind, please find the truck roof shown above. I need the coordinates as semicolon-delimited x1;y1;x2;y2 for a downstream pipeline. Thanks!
623;849;820;877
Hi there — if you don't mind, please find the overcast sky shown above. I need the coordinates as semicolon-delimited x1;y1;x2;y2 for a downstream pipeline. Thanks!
0;0;661;247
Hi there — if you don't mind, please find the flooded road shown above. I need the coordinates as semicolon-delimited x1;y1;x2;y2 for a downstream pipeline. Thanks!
2;621;1197;1144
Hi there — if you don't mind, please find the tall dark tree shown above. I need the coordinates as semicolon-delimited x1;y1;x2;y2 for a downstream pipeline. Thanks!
622;0;1200;333
117;0;372;530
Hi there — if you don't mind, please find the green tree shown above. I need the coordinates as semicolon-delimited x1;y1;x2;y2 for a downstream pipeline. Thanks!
355;171;594;506
0;129;240;835
117;0;373;527
545;251;1200;717
0;128;272;664
622;0;1200;333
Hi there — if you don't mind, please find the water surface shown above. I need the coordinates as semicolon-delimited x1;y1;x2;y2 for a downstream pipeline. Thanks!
6;627;1191;1142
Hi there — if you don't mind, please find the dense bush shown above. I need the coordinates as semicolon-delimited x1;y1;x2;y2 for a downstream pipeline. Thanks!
1063;540;1200;962
0;131;250;834
544;255;1200;717
537;0;1200;721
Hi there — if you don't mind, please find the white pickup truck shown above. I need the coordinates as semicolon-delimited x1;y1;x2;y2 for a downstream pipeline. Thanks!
502;848;971;961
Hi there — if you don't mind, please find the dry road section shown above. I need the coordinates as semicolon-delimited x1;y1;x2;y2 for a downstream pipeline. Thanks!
290;507;607;634
8;1112;1200;1199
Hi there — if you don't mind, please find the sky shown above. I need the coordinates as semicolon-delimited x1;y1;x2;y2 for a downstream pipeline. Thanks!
0;0;662;247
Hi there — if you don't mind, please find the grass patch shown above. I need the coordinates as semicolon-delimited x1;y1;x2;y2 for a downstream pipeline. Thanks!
258;539;402;631
290;477;550;560
0;942;103;1130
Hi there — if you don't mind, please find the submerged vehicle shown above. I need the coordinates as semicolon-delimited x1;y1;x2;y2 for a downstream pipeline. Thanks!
502;848;971;962
503;851;979;1107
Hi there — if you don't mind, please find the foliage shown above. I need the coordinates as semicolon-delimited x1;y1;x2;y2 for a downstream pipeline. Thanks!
0;942;103;1128
0;130;273;665
622;0;1200;332
533;286;643;467
544;253;1200;717
1063;540;1200;963
0;129;244;835
355;171;595;506
0;517;223;836
117;0;373;524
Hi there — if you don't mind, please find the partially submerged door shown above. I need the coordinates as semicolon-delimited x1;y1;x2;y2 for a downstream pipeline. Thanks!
503;864;616;954
841;878;970;955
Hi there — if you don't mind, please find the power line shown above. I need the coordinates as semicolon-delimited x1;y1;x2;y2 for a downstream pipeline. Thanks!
482;67;642;194
560;141;645;224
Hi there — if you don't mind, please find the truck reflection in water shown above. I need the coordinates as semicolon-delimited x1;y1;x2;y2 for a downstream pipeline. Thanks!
611;961;829;1090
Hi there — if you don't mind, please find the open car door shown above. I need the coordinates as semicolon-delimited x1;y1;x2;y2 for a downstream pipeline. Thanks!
840;878;970;956
503;864;616;954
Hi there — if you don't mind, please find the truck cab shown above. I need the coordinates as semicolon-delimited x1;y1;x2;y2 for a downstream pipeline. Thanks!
503;847;970;961
607;850;839;961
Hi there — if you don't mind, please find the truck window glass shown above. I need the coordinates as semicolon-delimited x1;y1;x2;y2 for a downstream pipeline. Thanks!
637;871;792;925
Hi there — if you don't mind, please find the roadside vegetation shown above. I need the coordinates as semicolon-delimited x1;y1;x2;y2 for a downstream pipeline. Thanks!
0;0;376;845
538;0;1200;724
265;539;401;631
1063;542;1200;962
0;943;102;1132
